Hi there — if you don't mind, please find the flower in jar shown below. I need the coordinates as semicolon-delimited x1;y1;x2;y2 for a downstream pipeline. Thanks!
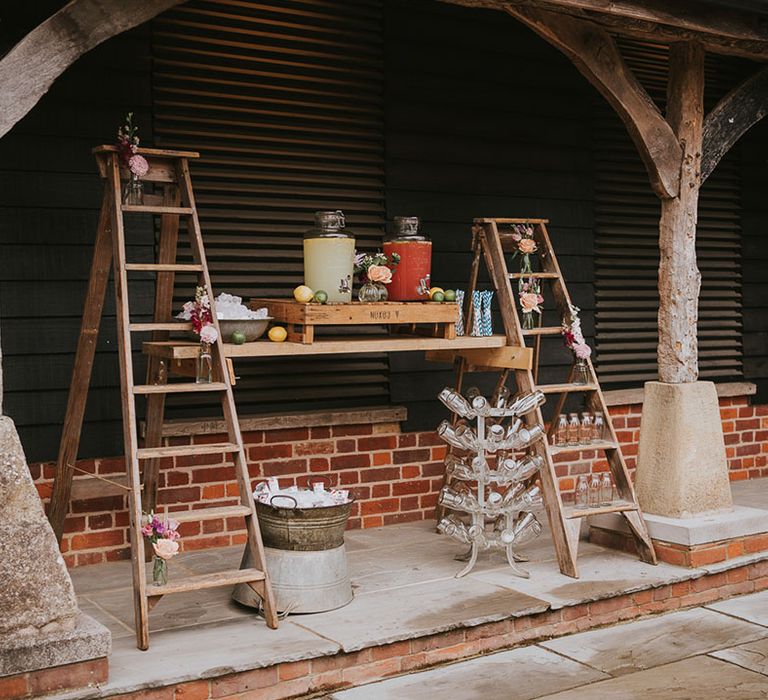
518;238;537;254
128;154;149;178
367;264;393;284
519;292;542;314
153;539;180;560
199;324;218;345
573;342;592;359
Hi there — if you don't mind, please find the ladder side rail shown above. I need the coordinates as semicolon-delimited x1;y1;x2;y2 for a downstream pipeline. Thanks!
49;186;114;541
175;158;279;628
107;154;151;650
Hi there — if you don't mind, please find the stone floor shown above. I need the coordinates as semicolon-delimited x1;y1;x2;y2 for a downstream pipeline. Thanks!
329;591;768;699
60;479;768;698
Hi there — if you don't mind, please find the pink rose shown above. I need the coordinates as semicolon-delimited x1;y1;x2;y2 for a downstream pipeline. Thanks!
153;539;180;560
141;524;153;537
518;239;537;254
199;324;218;344
574;342;592;359
128;154;149;178
519;292;541;314
367;265;392;284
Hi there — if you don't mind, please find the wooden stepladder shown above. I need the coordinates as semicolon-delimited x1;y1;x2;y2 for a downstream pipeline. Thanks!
438;218;656;578
47;145;278;649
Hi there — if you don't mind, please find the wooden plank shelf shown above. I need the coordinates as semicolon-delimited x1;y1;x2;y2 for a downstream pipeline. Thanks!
522;326;563;336
538;382;598;394
509;272;560;279
143;334;511;360
548;439;619;455
121;204;194;215
171;505;251;523
136;442;240;460
564;500;637;520
146;568;265;597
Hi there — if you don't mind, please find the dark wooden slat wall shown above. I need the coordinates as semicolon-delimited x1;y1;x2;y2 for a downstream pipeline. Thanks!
0;22;155;462
384;0;597;431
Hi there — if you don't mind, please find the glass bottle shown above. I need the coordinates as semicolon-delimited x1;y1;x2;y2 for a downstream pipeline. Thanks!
588;473;601;508
573;358;590;385
567;413;580;446
600;473;613;506
438;387;473;418
383;216;432;301
579;412;593;445
123;173;144;205
575;475;589;508
592;411;605;442
303;210;355;303
555;415;568;446
196;343;213;384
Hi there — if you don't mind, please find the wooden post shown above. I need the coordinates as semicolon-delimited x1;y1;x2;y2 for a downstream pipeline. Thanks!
657;42;705;383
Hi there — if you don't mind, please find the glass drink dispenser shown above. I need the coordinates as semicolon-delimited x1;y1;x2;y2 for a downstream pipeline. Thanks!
383;216;432;301
303;210;355;303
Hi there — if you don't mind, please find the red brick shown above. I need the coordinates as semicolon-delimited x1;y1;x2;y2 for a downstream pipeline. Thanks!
392;448;431;465
0;673;28;699
278;660;310;681
744;533;768;554
71;495;124;513
87;513;113;530
202;484;225;500
332;425;373;437
393;480;431;496
359;436;398;451
28;658;108;695
689;545;727;567
262;459;308;476
359;467;400;482
331;454;371;470
69;529;124;551
191;466;236;484
335;439;357;454
398;433;417;447
311;426;331;439
372;484;390;498
174;680;210;700
372;451;393;466
249;444;292;461
157;486;201;505
360;498;399;515
342;658;401;685
264;428;309;443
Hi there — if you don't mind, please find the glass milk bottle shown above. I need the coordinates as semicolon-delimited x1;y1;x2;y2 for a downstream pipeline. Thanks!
383;216;432;301
303;210;355;303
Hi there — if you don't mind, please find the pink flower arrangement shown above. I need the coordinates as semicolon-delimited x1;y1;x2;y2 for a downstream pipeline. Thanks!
562;304;592;360
142;512;181;551
518;277;544;330
510;224;537;274
354;251;400;284
117;112;150;178
367;264;393;284
128;154;149;178
177;286;218;345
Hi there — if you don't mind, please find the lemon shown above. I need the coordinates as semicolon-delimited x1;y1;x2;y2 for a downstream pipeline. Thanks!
268;326;287;342
231;330;247;345
428;287;444;300
431;291;445;302
443;289;456;302
293;285;314;303
313;290;328;304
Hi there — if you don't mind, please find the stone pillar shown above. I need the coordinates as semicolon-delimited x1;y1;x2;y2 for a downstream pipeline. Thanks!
635;381;732;518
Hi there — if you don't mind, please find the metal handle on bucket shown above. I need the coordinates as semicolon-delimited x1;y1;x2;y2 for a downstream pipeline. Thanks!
269;494;298;509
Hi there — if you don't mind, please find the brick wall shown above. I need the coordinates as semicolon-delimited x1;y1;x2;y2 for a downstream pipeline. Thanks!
30;395;768;568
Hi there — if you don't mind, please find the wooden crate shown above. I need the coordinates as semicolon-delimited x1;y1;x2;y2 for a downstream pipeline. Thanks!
250;298;459;344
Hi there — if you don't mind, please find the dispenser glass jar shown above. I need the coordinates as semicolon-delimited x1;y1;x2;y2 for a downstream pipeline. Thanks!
303;210;355;303
383;216;432;301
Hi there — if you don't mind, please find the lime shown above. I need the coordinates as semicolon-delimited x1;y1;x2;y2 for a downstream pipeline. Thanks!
231;330;247;345
428;286;444;300
268;326;288;342
431;291;445;302
293;285;314;303
313;290;328;304
443;289;456;302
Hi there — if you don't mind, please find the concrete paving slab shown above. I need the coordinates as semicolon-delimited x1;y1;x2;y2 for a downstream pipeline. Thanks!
295;577;549;652
711;637;768;676
542;607;768;675
343;521;445;552
329;645;609;700
731;480;768;512
472;548;691;609
708;590;768;628
76;597;133;640
535;656;768;700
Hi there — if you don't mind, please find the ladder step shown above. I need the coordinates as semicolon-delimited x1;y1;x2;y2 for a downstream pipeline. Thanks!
122;204;194;215
171;505;252;523
538;382;597;394
565;500;637;519
129;322;193;333
124;263;203;272
134;382;228;395
71;474;133;500
136;442;240;459
146;568;265;597
549;439;619;455
509;272;560;280
522;327;563;336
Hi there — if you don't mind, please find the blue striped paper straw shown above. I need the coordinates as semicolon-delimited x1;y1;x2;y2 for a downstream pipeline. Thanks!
481;290;494;336
455;290;465;336
471;290;483;337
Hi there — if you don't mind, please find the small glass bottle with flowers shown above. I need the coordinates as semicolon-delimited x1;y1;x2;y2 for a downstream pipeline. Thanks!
177;286;219;383
562;303;593;384
354;251;401;302
141;513;181;586
117;112;150;205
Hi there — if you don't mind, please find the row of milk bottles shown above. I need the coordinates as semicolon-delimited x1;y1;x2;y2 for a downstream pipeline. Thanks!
303;211;432;302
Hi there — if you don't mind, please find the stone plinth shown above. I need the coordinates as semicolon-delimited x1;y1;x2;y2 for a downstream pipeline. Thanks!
635;381;732;518
0;415;110;683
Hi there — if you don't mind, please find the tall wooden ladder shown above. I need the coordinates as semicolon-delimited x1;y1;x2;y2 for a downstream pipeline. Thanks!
439;218;656;578
48;145;278;649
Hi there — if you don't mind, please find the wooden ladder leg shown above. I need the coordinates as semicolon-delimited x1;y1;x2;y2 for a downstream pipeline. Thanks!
48;188;114;542
143;183;182;515
107;154;150;649
177;157;279;628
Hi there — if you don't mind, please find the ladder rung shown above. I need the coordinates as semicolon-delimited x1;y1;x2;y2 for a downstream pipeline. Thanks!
129;322;193;333
146;568;265;597
538;383;598;394
71;474;133;499
122;205;194;215
136;442;240;459
171;505;251;523
549;440;619;455
509;272;560;280
522;327;563;336
124;263;203;272
134;382;228;395
565;500;637;519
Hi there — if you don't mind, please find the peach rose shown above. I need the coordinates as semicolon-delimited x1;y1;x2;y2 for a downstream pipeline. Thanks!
519;292;541;314
153;539;180;560
518;239;537;254
367;265;392;284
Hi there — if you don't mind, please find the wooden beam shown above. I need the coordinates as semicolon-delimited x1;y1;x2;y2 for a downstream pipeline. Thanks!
702;65;768;182
657;42;705;383
502;5;682;199
0;0;183;139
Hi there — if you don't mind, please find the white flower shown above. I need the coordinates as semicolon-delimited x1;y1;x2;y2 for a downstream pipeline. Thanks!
153;539;180;560
199;324;218;344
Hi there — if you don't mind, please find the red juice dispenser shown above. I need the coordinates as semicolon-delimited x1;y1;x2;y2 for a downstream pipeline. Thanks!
383;216;432;301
